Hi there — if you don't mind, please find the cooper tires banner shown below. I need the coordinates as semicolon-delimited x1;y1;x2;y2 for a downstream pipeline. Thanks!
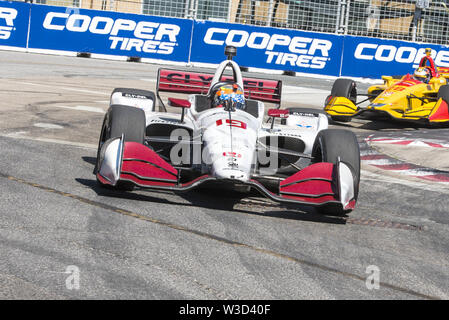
2;1;449;79
0;1;30;49
190;20;344;77
27;4;193;62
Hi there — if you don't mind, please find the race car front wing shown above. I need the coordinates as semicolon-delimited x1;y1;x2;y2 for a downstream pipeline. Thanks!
97;137;356;211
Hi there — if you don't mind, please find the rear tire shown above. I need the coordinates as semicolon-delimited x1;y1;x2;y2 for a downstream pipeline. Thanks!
312;129;360;215
329;79;357;123
96;105;146;191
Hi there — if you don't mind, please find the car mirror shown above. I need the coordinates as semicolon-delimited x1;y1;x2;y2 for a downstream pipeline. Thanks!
168;98;191;108
168;98;190;123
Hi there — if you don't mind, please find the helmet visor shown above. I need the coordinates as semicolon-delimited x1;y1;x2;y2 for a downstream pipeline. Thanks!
214;85;245;109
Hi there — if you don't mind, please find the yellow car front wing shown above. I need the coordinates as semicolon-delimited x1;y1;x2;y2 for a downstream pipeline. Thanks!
325;97;449;124
324;97;360;118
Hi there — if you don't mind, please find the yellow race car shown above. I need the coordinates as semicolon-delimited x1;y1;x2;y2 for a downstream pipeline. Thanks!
324;67;449;125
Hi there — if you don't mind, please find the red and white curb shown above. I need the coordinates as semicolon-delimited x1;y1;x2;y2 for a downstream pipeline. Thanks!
361;136;449;183
366;136;449;148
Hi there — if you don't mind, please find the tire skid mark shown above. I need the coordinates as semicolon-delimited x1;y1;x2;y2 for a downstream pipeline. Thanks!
0;171;439;300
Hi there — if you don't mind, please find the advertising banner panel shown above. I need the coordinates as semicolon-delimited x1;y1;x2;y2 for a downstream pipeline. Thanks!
341;35;449;78
27;4;193;62
0;1;30;48
190;20;344;77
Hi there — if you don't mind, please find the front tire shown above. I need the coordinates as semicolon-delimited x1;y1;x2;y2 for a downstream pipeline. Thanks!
312;129;360;215
329;79;357;123
96;105;146;190
331;79;357;104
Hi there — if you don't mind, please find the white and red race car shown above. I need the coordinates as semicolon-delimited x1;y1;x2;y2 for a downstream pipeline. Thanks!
95;47;360;215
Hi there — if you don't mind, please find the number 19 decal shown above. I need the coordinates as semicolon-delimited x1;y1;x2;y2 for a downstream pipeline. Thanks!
216;119;247;129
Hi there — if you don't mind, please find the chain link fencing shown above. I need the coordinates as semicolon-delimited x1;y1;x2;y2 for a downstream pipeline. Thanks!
20;0;449;44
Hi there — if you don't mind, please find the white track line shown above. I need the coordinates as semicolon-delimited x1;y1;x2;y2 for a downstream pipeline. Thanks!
140;78;156;82
34;123;64;129
9;80;110;96
0;133;96;149
56;105;105;113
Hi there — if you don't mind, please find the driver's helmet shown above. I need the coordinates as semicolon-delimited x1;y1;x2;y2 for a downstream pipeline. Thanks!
414;67;430;83
212;83;245;110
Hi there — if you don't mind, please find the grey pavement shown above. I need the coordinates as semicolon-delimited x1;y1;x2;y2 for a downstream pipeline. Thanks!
0;50;447;299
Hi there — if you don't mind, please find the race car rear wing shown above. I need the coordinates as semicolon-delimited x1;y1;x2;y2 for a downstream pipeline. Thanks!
156;68;282;111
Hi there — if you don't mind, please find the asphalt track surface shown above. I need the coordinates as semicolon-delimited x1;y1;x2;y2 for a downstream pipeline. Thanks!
0;51;448;299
